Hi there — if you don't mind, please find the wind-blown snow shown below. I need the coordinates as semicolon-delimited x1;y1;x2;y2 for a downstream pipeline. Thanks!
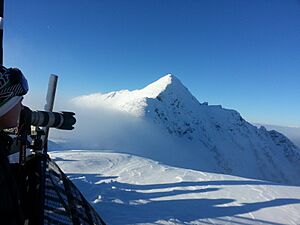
71;74;198;117
50;150;300;225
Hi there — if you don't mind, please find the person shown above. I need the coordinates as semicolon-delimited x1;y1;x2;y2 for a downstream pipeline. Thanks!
0;66;28;225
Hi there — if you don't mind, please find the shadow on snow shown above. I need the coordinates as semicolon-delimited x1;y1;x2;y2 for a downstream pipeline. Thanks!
67;173;300;225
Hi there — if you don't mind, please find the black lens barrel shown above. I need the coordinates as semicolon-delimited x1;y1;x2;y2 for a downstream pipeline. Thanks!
31;111;76;130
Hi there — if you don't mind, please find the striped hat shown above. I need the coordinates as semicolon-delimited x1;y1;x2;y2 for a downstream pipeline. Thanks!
0;66;28;117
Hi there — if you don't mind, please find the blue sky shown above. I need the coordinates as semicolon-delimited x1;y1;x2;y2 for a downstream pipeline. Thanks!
4;0;300;126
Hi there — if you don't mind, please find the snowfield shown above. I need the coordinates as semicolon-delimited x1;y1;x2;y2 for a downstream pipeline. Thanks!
50;150;300;225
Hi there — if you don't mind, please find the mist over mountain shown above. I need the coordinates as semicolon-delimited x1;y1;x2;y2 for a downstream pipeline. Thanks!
52;75;300;186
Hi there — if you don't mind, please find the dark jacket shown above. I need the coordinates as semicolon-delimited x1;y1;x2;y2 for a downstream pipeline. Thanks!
0;131;24;225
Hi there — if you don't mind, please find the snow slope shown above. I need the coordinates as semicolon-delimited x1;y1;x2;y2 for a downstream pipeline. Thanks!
50;150;300;225
69;75;300;186
254;124;300;149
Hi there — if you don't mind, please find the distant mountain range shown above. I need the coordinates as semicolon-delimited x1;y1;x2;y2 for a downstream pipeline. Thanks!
70;75;300;185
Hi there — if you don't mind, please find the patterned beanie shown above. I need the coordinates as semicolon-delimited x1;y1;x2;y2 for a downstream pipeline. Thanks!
0;66;28;117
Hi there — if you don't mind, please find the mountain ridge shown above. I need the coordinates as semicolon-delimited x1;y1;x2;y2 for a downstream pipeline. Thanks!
70;74;300;185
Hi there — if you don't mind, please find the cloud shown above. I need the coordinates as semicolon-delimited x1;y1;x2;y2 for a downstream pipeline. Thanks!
49;93;179;159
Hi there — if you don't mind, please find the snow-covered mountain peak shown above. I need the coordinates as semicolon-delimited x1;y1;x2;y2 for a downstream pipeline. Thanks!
142;74;173;95
70;73;300;185
140;74;185;98
72;74;198;117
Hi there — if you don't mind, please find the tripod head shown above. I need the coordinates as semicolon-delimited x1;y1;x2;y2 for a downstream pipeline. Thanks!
13;105;76;163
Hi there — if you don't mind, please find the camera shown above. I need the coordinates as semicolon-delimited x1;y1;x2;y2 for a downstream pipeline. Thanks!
20;106;76;130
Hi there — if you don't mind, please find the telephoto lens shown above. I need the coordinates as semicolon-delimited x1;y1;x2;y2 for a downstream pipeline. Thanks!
21;106;76;130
